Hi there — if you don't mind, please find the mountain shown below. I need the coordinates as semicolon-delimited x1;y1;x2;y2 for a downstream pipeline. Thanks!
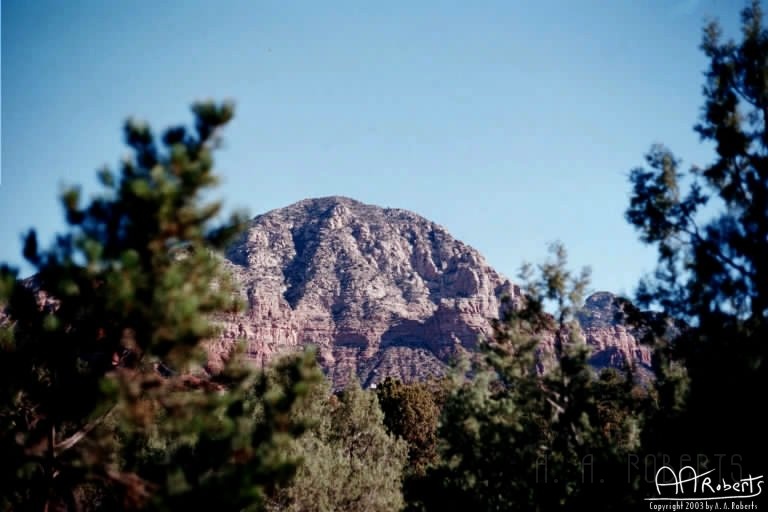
209;196;651;388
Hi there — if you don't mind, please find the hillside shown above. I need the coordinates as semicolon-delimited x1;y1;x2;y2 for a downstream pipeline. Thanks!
208;196;651;387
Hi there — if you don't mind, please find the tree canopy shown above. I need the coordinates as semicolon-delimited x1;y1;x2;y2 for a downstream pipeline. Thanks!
626;0;767;466
0;102;322;511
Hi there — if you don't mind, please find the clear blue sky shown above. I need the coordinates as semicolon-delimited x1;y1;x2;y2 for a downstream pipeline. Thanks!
0;0;749;297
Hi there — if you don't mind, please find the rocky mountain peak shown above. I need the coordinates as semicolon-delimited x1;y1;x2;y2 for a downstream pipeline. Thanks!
579;291;626;329
210;198;650;388
215;197;517;387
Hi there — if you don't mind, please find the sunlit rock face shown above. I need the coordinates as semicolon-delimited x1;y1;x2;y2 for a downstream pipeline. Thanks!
207;197;650;388
577;291;652;370
210;196;516;388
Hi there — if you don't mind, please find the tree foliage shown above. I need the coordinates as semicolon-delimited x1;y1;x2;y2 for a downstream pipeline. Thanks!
267;377;408;512
626;0;767;467
376;377;443;476
421;243;645;511
0;102;321;510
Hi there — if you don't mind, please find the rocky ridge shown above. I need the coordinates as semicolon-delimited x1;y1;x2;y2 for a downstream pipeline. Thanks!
210;197;651;388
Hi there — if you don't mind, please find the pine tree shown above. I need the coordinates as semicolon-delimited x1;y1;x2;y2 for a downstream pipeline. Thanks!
625;0;767;473
422;243;645;511
0;101;322;511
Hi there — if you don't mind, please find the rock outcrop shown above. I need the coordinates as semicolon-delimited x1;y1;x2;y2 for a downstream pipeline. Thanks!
577;291;652;370
211;196;651;388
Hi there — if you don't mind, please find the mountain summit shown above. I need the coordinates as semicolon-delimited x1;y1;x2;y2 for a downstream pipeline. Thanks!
210;197;649;387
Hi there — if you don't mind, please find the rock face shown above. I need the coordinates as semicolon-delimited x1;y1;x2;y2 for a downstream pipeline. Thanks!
577;292;652;370
211;197;651;388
